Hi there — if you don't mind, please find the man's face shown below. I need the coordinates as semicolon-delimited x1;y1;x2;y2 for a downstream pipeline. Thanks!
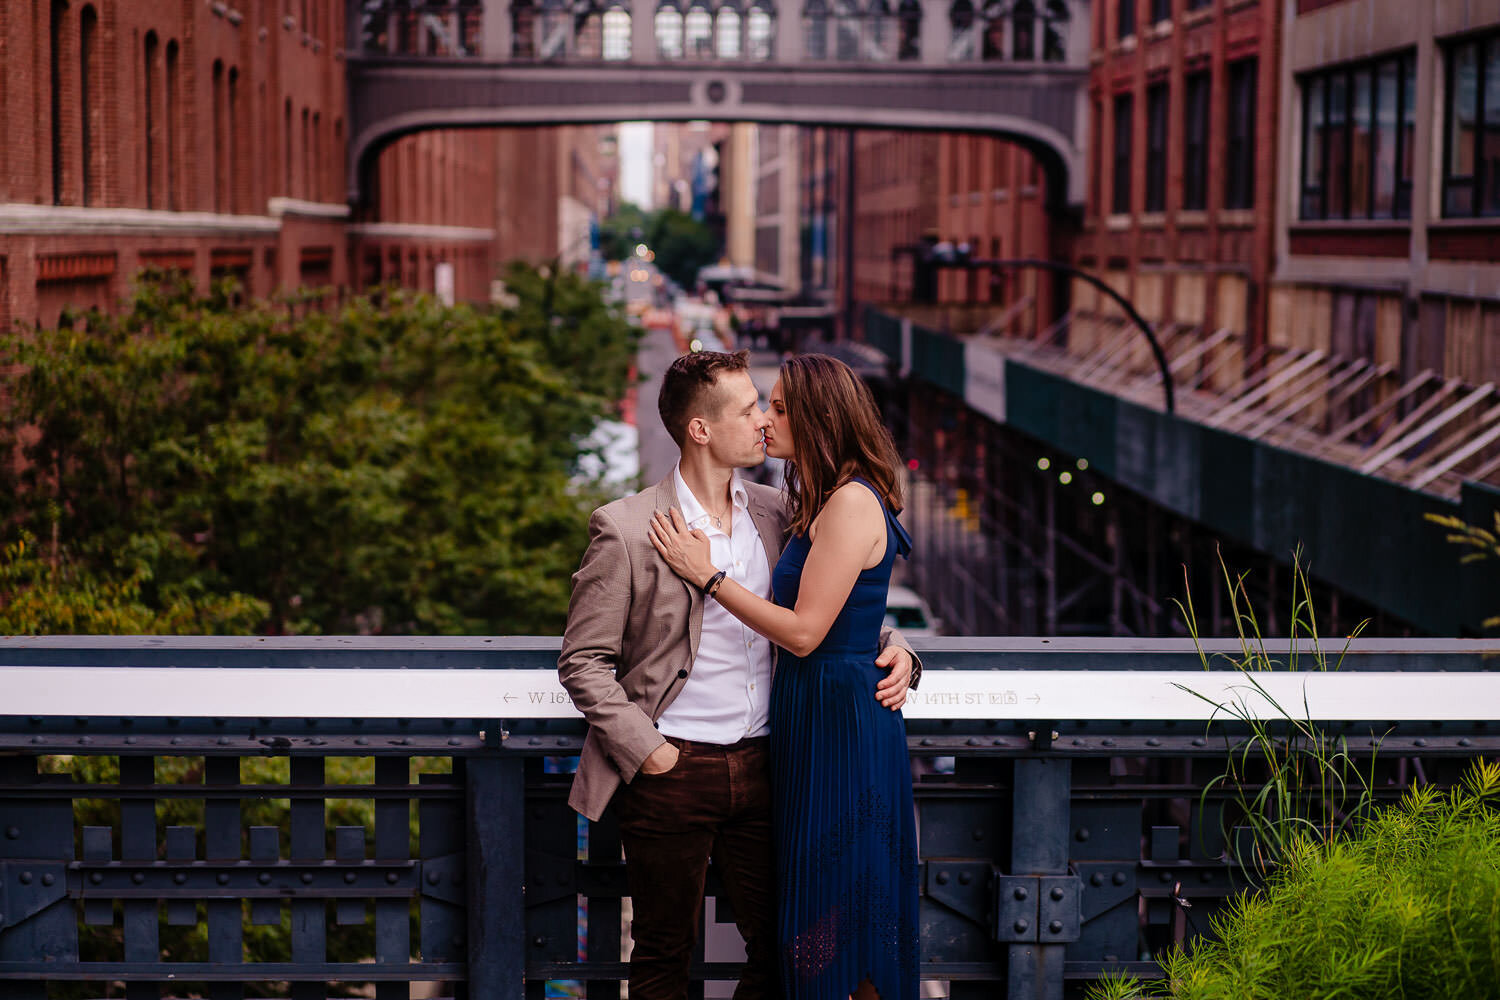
699;370;771;468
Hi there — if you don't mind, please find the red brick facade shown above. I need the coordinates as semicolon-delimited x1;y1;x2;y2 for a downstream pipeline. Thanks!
0;1;606;328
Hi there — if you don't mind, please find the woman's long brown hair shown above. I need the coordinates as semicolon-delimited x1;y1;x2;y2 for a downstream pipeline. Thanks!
779;353;904;536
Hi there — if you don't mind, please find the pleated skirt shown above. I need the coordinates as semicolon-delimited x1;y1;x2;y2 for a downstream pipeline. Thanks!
770;653;919;1000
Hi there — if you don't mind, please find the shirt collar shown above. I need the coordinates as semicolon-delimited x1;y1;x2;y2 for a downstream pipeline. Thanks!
673;464;749;529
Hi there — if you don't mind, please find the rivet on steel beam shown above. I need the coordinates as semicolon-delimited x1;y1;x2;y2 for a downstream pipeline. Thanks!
89;872;103;885
1192;738;1207;747
1159;871;1173;883
966;737;982;747
1100;739;1115;747
1090;872;1104;886
529;738;543;746
1459;738;1473;747
355;737;369;746
1112;872;1127;886
1013;887;1028;901
217;737;231;746
556;738;570;747
19;872;32;885
41;873;54;887
132;873;145;885
1413;738;1427;748
174;873;187;885
301;872;314;885
1075;828;1090;842
345;872;358;884
1013;919;1029;934
1049;920;1063;934
217;873;231;885
258;873;272;885
1146;738;1161;747
958;872;972;885
30;736;44;745
919;738;933;746
1072;739;1084;746
1200;870;1214;883
448;738;463;747
170;737;184;746
78;736;91;746
386;872;399;884
427;871;441;885
3;827;18;840
1050;887;1064;901
533;936;547;947
935;871;949;885
992;738;1007;746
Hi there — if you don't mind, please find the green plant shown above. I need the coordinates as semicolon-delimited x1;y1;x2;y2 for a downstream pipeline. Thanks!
1174;551;1378;872
1087;759;1500;999
1423;510;1500;630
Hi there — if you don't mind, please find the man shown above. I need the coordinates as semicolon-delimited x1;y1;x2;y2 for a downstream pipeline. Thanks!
558;350;919;1000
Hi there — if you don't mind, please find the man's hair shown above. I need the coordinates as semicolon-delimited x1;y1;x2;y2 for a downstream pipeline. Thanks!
657;349;751;447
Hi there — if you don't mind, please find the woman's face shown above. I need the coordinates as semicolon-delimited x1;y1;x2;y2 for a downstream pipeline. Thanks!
765;377;794;461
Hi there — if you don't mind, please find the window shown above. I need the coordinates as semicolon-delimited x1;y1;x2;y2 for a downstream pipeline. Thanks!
1150;0;1171;24
747;1;774;59
166;41;180;210
1118;0;1136;41
211;61;225;212
897;0;920;60
1112;92;1133;214
1301;52;1414;220
1145;82;1167;211
1444;32;1500;217
1225;58;1256;209
716;2;742;57
684;3;712;57
602;6;631;59
1183;70;1209;210
655;2;683;58
80;5;96;206
1012;1;1036;60
50;0;67;205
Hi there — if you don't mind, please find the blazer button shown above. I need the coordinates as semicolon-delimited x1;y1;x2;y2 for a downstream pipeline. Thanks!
677;669;688;679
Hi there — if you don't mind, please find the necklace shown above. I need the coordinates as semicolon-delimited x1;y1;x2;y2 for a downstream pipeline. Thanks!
704;496;732;530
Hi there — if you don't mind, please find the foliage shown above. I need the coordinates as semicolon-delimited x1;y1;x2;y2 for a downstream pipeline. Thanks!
0;267;639;636
1174;551;1377;871
1087;760;1500;999
1423;510;1500;630
598;202;721;288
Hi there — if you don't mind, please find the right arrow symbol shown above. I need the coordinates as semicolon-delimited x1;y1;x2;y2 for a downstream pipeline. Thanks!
1027;694;1041;704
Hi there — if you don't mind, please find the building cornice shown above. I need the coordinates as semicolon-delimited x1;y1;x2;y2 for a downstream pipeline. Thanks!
0;203;282;236
267;197;352;220
348;222;496;243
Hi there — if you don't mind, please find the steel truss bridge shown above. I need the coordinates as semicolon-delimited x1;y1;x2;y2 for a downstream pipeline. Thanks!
344;0;1091;207
2;636;1498;999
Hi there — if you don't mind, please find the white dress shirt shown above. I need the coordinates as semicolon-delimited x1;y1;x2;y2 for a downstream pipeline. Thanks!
656;465;775;743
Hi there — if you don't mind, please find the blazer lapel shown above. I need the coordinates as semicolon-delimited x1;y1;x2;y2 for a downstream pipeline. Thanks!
655;472;704;655
748;493;783;572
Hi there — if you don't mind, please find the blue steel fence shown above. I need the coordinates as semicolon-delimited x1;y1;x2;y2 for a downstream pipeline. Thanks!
0;636;1497;1000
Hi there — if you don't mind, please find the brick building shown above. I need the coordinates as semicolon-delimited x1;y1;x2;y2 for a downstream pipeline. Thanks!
1273;0;1500;394
1072;0;1280;388
0;1;609;328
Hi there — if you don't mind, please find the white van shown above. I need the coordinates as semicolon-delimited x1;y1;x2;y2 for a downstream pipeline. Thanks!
884;585;941;636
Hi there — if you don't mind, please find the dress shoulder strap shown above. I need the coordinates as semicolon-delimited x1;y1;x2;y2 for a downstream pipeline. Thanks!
847;476;913;559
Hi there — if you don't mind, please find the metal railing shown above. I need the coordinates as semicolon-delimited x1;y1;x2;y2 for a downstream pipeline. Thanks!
1;636;1496;999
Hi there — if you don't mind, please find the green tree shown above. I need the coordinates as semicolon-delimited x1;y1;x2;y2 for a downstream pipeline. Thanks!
0;267;639;636
647;207;722;289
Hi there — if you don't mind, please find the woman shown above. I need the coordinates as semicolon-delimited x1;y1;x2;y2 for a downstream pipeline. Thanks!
649;353;918;1000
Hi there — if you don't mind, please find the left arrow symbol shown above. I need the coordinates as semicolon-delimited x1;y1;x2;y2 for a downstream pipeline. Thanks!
503;693;517;704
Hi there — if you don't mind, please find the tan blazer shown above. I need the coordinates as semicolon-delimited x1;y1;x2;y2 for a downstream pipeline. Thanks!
558;472;917;821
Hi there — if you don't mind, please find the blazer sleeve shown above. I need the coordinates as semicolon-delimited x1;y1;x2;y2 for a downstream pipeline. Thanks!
557;506;667;782
878;626;924;689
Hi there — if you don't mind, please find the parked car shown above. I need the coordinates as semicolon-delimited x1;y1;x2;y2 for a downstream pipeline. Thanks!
884;585;941;636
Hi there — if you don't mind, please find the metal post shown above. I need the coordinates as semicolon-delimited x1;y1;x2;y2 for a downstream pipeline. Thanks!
467;755;526;999
1009;758;1071;1000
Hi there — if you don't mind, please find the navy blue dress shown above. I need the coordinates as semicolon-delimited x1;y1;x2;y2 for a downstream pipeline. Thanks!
769;478;918;1000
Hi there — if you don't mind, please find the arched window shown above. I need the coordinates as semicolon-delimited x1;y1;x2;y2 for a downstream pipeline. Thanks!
283;98;293;197
867;0;897;61
145;32;160;209
655;1;684;58
746;0;774;60
1012;0;1036;61
538;0;571;59
166;41;180;210
684;3;712;58
300;105;310;202
512;0;537;57
602;5;631;59
50;0;68;205
80;5;97;205
574;0;605;59
897;0;920;59
716;0;742;58
832;0;860;60
948;0;977;61
804;0;828;60
1042;0;1067;62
